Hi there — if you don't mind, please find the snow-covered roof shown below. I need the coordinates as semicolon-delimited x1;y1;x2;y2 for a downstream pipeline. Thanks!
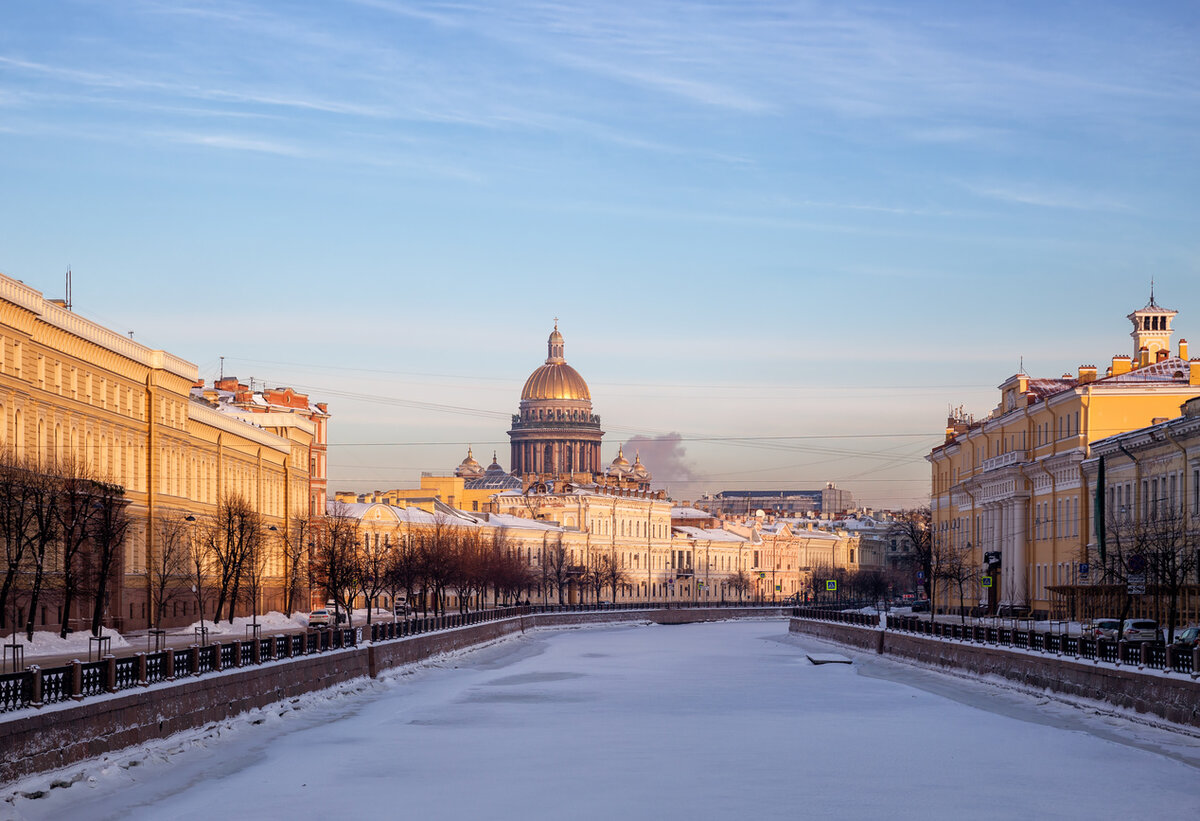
334;502;480;527
673;526;747;543
483;512;565;533
671;507;712;519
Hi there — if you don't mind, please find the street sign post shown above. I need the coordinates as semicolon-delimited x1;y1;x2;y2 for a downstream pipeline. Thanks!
826;580;837;592
1127;574;1145;596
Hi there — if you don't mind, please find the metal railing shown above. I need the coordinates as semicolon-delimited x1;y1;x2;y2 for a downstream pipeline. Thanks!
792;607;1200;677
1;602;789;715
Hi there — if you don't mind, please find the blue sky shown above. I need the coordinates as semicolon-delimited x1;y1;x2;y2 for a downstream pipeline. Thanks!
2;1;1198;508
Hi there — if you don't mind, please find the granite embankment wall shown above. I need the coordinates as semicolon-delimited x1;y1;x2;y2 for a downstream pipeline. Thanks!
1;608;782;785
789;618;1200;729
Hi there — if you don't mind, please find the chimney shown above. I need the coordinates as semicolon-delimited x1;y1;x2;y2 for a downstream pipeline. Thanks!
1191;359;1200;386
1138;346;1151;368
1156;349;1169;363
1111;355;1132;376
1077;365;1097;384
1179;339;1189;360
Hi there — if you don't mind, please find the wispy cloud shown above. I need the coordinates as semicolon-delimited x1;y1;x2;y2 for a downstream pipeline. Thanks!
160;131;309;157
962;180;1128;212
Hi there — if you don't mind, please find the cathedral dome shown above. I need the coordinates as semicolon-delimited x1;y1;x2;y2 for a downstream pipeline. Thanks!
520;323;591;401
631;450;651;481
607;445;631;477
454;447;485;479
521;364;591;401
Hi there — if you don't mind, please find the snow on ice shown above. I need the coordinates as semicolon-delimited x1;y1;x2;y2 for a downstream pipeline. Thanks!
5;620;1199;820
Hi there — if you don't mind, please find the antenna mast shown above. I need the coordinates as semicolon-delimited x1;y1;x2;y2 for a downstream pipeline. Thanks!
65;267;72;311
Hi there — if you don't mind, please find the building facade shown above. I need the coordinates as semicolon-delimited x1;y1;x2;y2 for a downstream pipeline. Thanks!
928;297;1200;617
0;272;320;635
694;484;854;518
1075;396;1200;627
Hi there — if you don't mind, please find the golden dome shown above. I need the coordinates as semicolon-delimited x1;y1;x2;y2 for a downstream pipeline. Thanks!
520;323;591;401
521;363;591;401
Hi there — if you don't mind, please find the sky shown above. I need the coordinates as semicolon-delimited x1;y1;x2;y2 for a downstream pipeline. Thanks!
2;1;1199;508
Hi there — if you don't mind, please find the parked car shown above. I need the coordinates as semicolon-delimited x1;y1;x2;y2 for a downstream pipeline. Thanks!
1171;626;1199;649
308;608;332;628
1121;619;1160;644
1087;618;1122;640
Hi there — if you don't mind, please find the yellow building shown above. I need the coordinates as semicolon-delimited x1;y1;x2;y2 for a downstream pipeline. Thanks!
929;296;1200;617
0;272;317;633
1076;396;1200;627
337;473;498;515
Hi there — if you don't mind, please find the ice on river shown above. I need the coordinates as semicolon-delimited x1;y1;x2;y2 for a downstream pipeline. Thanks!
7;620;1200;820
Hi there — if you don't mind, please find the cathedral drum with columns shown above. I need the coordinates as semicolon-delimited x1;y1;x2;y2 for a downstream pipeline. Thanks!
497;324;655;494
508;324;605;484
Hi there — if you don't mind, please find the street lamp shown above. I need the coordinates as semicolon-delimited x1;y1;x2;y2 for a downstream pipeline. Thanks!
184;515;206;645
250;525;277;639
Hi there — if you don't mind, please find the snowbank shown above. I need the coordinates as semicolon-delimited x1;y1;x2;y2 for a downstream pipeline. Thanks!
2;626;129;659
172;611;304;637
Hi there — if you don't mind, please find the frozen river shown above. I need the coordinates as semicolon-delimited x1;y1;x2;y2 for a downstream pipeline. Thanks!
7;620;1200;820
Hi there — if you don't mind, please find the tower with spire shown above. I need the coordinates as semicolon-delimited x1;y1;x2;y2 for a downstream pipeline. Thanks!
1128;284;1178;364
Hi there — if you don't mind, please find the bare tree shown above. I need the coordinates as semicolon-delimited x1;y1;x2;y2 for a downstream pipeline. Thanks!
934;540;977;623
358;529;391;625
385;531;420;615
891;509;934;619
240;525;271;634
280;513;312;616
486;528;530;606
452;527;488;613
148;512;191;630
598;553;629;602
184;514;211;638
0;454;37;632
86;481;129;636
728;569;752;603
209;494;261;624
312;502;361;626
1103;504;1198;643
418;518;459;616
53;459;105;638
21;467;60;641
808;563;835;603
543;533;570;604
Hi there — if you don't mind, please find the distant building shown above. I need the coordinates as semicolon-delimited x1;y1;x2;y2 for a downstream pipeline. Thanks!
193;378;330;517
693;483;853;517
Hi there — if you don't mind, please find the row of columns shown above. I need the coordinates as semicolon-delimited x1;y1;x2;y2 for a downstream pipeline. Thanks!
981;498;1028;606
512;438;602;476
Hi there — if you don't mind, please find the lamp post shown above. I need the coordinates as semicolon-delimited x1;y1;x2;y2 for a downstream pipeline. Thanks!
250;524;277;639
185;514;206;645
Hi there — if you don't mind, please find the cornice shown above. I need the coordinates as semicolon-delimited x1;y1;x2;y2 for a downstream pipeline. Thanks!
1;274;197;381
188;401;291;453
